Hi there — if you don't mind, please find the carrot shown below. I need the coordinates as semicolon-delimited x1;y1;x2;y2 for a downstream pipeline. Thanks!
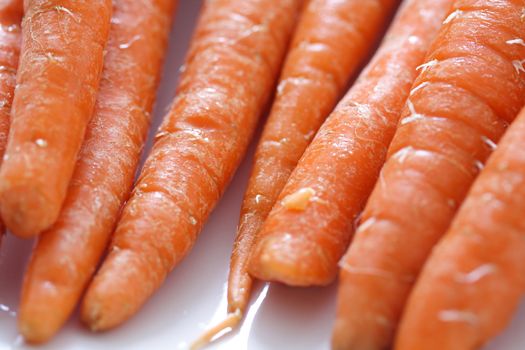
80;0;303;332
0;0;112;238
0;0;22;245
16;0;176;343
394;108;525;350
209;0;400;339
247;0;451;287
332;1;525;349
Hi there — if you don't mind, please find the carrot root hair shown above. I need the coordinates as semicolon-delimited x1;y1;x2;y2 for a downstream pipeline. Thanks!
190;309;243;350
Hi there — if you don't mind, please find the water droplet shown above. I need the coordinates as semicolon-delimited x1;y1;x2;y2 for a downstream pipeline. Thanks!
408;35;420;44
35;138;48;148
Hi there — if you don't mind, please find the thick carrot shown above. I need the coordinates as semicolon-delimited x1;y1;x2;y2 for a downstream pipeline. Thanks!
16;0;176;344
333;1;525;349
395;108;525;350
219;0;399;335
248;0;450;287
0;0;112;238
81;0;302;332
0;0;22;245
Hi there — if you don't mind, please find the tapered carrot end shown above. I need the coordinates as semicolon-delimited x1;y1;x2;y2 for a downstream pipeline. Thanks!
19;279;88;343
190;309;243;350
18;317;55;345
227;267;253;315
81;248;155;332
81;283;127;332
80;295;108;332
248;234;336;286
18;285;70;344
0;183;56;238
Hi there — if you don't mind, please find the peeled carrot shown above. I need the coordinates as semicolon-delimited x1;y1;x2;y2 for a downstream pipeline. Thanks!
219;0;399;336
81;0;302;332
248;0;449;287
16;0;176;343
333;1;525;349
395;108;525;350
0;0;112;238
0;0;22;244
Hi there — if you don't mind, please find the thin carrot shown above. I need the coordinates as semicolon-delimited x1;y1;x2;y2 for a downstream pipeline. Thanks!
81;0;303;332
333;1;525;349
248;0;451;287
395;108;525;350
211;0;400;339
16;0;176;343
0;0;22;245
0;0;112;238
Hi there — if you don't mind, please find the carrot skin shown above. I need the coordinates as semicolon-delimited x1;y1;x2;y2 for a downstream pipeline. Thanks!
247;0;449;287
227;0;399;316
0;0;112;238
395;107;525;350
0;0;22;245
334;1;525;349
17;0;176;343
81;0;302;331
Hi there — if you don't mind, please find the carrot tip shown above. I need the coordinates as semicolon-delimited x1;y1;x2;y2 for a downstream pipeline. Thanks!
250;235;334;286
18;318;43;344
189;309;243;350
18;322;35;344
0;184;53;237
81;299;105;332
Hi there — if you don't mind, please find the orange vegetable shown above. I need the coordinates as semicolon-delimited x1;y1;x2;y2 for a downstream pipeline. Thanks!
0;0;112;238
0;0;22;244
334;1;525;349
81;0;303;332
218;0;399;339
248;0;449;287
396;107;525;349
16;0;177;343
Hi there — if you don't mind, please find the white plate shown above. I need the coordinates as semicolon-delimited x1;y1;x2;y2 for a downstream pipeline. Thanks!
1;1;525;349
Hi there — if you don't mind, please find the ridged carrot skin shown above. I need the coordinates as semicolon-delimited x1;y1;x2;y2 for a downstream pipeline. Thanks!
0;0;22;244
227;0;398;320
81;0;302;331
396;109;525;349
0;0;112;238
16;0;176;343
248;0;448;287
334;1;525;349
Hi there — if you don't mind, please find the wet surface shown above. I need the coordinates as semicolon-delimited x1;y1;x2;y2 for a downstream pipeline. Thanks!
0;1;524;349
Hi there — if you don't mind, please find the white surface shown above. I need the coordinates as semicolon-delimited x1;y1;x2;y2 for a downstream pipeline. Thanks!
0;1;525;349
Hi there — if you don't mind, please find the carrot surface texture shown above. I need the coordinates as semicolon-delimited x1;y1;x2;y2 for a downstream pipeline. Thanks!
333;1;525;349
16;0;177;343
0;0;112;238
248;0;449;287
219;0;399;338
395;117;525;346
0;0;22;245
81;0;303;332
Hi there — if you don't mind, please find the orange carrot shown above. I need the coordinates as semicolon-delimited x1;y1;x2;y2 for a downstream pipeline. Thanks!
16;0;176;343
333;1;525;349
81;0;303;332
0;0;22;245
222;0;399;333
0;0;112;238
248;0;451;287
395;108;525;349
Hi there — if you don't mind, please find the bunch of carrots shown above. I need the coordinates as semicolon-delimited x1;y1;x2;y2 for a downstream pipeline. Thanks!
0;0;524;348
